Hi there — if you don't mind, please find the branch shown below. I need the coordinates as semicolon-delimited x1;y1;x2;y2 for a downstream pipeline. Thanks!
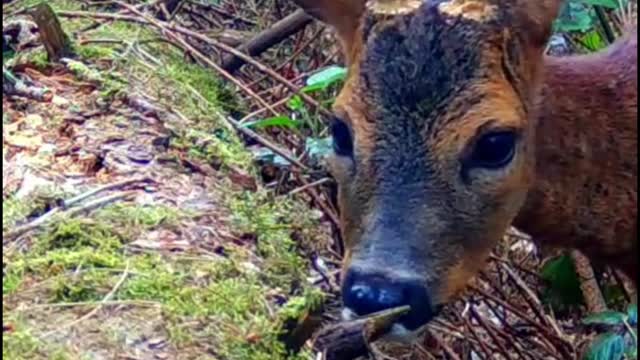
221;9;313;73
310;306;410;360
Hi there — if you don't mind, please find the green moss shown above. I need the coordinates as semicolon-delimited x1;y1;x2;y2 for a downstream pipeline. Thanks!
3;2;326;357
2;320;70;360
75;45;115;60
3;268;22;296
3;197;31;232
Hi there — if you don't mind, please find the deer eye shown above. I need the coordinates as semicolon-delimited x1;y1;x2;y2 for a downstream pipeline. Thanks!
469;131;516;169
331;117;354;157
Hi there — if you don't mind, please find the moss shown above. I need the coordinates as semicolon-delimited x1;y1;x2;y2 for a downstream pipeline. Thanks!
2;197;32;232
2;319;71;360
3;3;326;357
75;45;115;60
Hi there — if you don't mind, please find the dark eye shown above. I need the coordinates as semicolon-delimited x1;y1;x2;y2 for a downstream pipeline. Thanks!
331;117;353;157
469;131;517;168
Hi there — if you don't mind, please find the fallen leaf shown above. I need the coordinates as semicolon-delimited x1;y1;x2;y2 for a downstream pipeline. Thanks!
4;133;43;150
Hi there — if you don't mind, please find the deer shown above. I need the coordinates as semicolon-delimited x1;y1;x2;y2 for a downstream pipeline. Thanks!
292;0;638;338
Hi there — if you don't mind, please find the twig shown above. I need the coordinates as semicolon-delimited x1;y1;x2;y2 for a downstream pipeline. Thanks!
570;249;608;314
3;177;149;241
66;190;138;217
500;263;550;328
42;261;131;338
426;329;462;360
108;2;279;117
226;116;309;170
310;306;411;360
288;177;332;195
221;9;313;73
64;177;152;208
471;285;574;358
470;306;514;360
3;66;52;101
25;299;162;310
57;8;332;117
3;190;138;241
594;6;617;44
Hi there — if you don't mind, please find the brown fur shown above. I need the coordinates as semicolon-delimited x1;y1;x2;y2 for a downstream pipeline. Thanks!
294;0;638;309
516;30;638;280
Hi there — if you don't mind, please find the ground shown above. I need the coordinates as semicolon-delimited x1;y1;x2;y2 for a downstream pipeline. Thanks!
3;2;330;359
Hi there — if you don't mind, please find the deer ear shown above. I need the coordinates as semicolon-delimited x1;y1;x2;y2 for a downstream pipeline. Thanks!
513;0;563;47
293;0;366;60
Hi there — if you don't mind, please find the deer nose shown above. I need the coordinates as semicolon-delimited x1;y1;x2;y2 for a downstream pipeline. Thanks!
342;268;435;330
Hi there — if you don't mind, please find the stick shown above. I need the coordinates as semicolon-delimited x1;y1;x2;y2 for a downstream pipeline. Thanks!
221;9;313;73
3;190;138;241
310;306;410;360
570;249;608;314
43;261;131;338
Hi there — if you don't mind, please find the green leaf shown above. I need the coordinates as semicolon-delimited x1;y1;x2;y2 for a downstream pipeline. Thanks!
627;304;637;326
584;333;625;360
579;30;606;52
302;66;347;93
243;116;299;129
584;311;627;326
287;95;304;111
540;255;584;311
555;1;595;32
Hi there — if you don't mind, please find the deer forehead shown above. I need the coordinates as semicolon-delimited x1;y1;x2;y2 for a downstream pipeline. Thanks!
366;0;498;21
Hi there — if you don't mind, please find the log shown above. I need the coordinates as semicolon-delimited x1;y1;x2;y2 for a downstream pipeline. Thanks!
310;306;411;360
220;9;313;73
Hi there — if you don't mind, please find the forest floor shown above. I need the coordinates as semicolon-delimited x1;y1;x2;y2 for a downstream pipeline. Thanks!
3;2;334;359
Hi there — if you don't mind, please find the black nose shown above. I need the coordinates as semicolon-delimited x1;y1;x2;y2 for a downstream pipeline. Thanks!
342;268;435;330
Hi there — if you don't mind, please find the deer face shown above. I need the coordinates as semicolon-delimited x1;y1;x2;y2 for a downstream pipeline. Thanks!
295;0;561;336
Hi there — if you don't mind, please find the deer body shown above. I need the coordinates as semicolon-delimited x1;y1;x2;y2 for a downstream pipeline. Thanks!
516;30;638;278
293;0;638;335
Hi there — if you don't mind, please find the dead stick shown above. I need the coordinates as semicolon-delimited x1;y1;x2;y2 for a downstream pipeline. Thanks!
4;190;138;241
469;306;514;360
310;306;410;360
570;249;608;313
221;9;313;73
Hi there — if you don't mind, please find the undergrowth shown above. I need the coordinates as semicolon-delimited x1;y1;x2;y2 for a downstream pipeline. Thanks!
3;3;323;359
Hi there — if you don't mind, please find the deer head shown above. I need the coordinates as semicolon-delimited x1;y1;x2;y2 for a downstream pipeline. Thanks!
294;0;563;337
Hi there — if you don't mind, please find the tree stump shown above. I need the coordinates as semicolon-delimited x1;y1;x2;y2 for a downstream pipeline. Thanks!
28;3;74;61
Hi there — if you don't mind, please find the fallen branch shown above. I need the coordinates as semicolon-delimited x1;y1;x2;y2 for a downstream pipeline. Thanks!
3;176;149;241
309;306;410;360
3;66;52;101
221;9;313;73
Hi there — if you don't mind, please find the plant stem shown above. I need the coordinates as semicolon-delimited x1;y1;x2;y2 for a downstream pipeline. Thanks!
594;6;616;44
